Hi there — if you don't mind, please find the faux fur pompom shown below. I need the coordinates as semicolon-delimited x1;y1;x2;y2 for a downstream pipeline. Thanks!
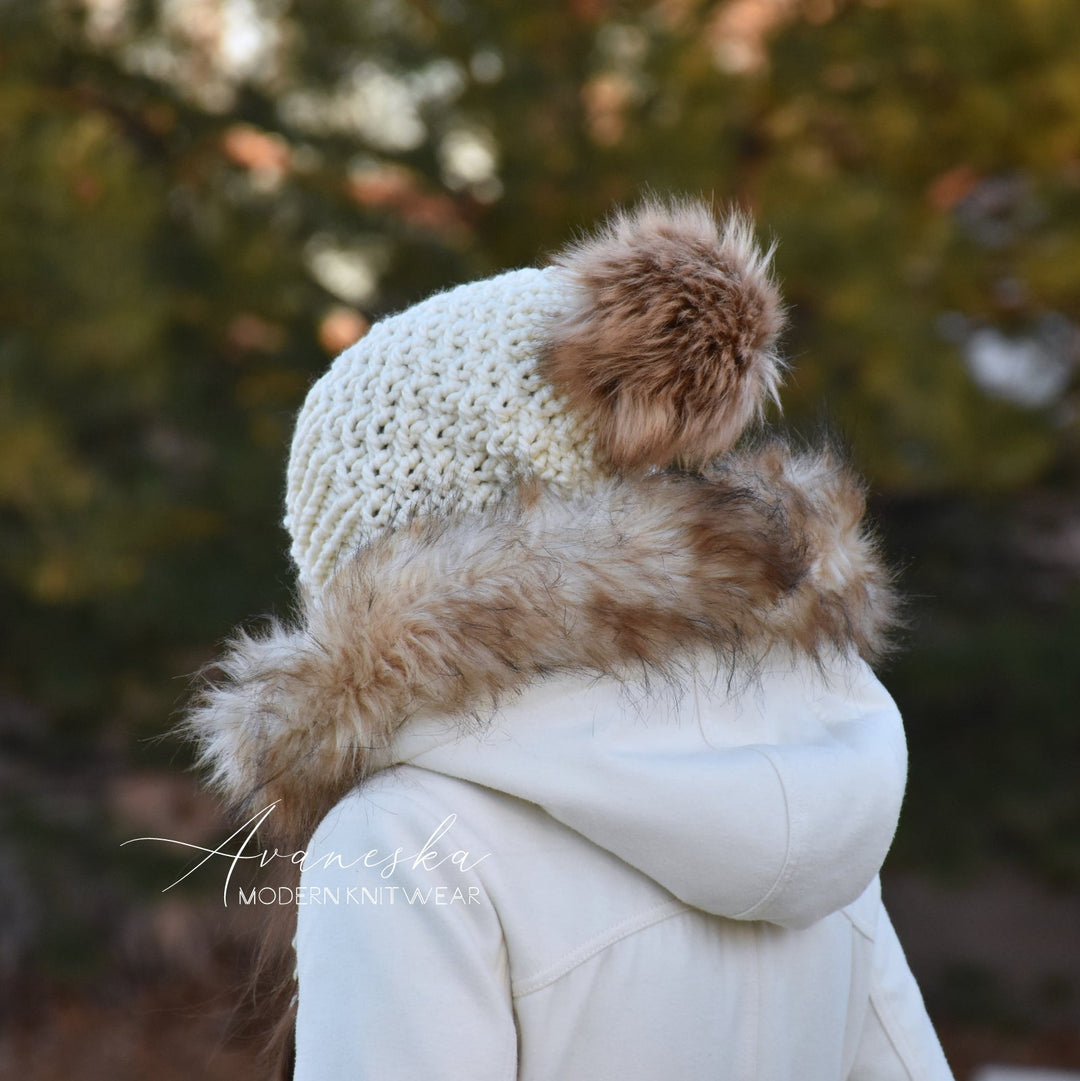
543;199;785;469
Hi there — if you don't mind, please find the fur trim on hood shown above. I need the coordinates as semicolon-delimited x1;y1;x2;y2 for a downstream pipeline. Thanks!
186;440;899;846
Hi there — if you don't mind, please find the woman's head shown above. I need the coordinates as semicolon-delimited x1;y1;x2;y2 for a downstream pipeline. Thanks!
284;197;785;591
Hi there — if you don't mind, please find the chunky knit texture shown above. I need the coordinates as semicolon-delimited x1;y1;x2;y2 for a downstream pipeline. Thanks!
286;267;606;589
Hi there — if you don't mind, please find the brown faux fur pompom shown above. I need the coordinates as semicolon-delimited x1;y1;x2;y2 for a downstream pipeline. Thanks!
543;199;785;469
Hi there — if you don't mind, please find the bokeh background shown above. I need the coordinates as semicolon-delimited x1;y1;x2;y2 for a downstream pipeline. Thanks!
1;0;1078;1077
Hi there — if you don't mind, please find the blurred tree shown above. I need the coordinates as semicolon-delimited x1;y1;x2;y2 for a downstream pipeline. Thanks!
0;0;1077;991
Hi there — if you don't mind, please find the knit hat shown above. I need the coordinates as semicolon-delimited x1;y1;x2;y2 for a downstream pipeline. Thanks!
285;199;785;591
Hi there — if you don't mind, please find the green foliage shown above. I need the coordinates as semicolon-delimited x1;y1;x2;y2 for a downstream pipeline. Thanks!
1;0;1077;982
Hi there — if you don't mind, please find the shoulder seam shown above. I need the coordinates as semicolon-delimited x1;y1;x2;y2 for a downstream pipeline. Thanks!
511;899;689;998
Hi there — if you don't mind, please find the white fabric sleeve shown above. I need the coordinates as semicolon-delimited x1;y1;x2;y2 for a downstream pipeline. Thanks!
293;784;517;1081
847;905;955;1081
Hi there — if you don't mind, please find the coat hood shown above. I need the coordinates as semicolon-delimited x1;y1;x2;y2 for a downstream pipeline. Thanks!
186;439;901;855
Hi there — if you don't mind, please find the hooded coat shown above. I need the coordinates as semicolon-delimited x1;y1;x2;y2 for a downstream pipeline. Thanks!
188;202;955;1081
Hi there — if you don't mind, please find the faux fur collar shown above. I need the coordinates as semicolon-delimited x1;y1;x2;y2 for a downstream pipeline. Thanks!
187;441;899;845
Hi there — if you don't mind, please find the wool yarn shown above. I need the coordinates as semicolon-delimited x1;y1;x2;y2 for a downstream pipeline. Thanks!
285;267;603;590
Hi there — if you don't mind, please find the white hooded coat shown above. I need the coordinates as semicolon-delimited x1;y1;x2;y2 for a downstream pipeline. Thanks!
291;651;952;1081
187;201;955;1081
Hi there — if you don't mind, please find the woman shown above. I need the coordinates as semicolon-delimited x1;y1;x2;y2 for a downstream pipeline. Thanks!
190;199;954;1080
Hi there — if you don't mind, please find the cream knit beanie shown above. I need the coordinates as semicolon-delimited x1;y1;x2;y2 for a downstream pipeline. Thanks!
285;199;785;591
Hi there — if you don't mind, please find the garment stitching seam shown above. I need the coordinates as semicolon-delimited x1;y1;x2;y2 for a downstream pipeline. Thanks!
732;745;793;919
511;900;689;998
869;987;920;1081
